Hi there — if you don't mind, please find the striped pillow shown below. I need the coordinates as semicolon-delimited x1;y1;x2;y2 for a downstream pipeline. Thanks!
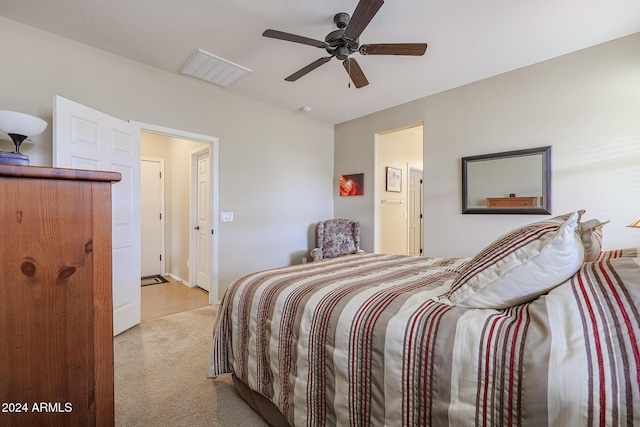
447;211;584;309
577;218;609;262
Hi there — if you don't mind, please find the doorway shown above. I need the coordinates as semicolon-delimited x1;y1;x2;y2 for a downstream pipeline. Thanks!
53;96;219;334
375;124;424;255
136;122;219;306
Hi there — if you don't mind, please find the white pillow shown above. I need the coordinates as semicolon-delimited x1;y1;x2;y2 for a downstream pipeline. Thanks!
446;211;585;309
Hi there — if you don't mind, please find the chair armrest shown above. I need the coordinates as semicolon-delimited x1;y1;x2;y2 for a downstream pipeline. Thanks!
310;248;323;262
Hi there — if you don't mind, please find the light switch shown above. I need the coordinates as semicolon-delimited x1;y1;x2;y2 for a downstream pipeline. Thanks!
220;211;234;222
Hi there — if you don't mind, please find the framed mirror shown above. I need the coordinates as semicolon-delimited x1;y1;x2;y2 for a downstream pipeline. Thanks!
462;146;551;214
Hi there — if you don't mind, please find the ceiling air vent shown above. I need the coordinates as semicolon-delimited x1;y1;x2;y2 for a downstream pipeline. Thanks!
179;49;251;88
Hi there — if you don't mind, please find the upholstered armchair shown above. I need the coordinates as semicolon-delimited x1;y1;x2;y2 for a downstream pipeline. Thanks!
310;219;365;262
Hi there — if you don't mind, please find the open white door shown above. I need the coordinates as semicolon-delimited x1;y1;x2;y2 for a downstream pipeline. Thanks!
193;148;211;292
53;95;141;336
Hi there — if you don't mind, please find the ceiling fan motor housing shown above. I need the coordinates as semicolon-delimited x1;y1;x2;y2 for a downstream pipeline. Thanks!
325;29;359;59
325;13;360;59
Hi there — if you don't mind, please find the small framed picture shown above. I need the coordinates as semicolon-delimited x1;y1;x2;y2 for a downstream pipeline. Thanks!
386;167;402;192
339;173;364;196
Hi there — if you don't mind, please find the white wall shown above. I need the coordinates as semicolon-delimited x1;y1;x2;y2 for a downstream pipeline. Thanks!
336;33;640;258
0;18;335;297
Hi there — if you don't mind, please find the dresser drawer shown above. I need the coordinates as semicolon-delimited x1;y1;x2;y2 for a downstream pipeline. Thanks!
487;196;538;207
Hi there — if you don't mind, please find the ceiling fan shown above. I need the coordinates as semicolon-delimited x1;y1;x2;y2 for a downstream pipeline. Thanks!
262;0;427;88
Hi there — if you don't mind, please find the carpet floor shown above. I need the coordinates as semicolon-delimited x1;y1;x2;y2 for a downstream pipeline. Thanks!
114;305;269;426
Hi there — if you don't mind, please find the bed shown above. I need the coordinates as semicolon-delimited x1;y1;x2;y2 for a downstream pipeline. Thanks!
207;211;640;426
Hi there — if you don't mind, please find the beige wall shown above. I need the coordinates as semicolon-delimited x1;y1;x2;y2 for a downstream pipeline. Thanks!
0;18;335;297
336;33;640;257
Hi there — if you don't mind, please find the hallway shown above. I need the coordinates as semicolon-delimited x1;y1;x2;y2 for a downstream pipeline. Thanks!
141;277;209;321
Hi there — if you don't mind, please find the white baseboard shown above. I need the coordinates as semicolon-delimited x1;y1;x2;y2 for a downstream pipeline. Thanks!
166;273;193;288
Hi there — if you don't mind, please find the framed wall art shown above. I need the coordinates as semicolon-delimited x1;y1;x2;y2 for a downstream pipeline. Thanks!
386;167;402;192
339;173;364;196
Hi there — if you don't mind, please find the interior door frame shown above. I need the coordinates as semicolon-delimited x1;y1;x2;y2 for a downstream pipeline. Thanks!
408;165;424;256
131;121;219;304
141;156;166;275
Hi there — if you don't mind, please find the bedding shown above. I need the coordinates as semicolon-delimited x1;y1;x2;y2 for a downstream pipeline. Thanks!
577;209;610;262
446;211;585;309
208;249;640;426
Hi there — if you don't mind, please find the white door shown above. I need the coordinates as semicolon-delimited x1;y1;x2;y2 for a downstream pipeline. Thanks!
195;151;211;291
141;158;164;277
408;168;423;256
53;95;141;336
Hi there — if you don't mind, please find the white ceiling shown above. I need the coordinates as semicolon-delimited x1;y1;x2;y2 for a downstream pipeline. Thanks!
1;0;639;124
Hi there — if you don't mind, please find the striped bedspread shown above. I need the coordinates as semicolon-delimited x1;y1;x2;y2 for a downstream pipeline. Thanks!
208;251;640;426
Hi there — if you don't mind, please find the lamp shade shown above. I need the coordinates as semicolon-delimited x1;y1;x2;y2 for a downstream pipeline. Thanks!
0;110;47;137
628;217;640;228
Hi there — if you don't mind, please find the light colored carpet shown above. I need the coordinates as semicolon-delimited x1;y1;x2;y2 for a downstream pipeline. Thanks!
114;305;269;426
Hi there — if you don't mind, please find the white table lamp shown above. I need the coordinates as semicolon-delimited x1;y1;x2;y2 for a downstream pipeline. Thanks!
0;110;48;165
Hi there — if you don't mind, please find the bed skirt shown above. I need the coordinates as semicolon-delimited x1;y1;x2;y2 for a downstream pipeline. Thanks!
232;374;291;427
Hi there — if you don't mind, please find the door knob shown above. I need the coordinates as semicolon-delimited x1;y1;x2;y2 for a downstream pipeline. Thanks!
194;226;200;230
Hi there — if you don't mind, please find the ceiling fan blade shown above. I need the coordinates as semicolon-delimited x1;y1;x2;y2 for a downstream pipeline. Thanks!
263;29;328;49
285;57;333;82
343;58;369;88
360;43;428;56
343;0;385;41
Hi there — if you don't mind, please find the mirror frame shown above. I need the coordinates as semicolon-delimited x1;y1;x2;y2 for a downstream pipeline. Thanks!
462;146;552;215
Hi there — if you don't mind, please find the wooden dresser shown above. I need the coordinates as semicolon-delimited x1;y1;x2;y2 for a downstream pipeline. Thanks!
486;196;538;208
0;165;121;427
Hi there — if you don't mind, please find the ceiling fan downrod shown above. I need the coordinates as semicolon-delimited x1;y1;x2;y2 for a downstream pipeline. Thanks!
333;12;350;29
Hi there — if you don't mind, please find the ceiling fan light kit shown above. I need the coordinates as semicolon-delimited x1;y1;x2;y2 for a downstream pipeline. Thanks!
263;0;427;88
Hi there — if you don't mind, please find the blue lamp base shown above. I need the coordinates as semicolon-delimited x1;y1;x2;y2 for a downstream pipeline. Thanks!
0;151;29;165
